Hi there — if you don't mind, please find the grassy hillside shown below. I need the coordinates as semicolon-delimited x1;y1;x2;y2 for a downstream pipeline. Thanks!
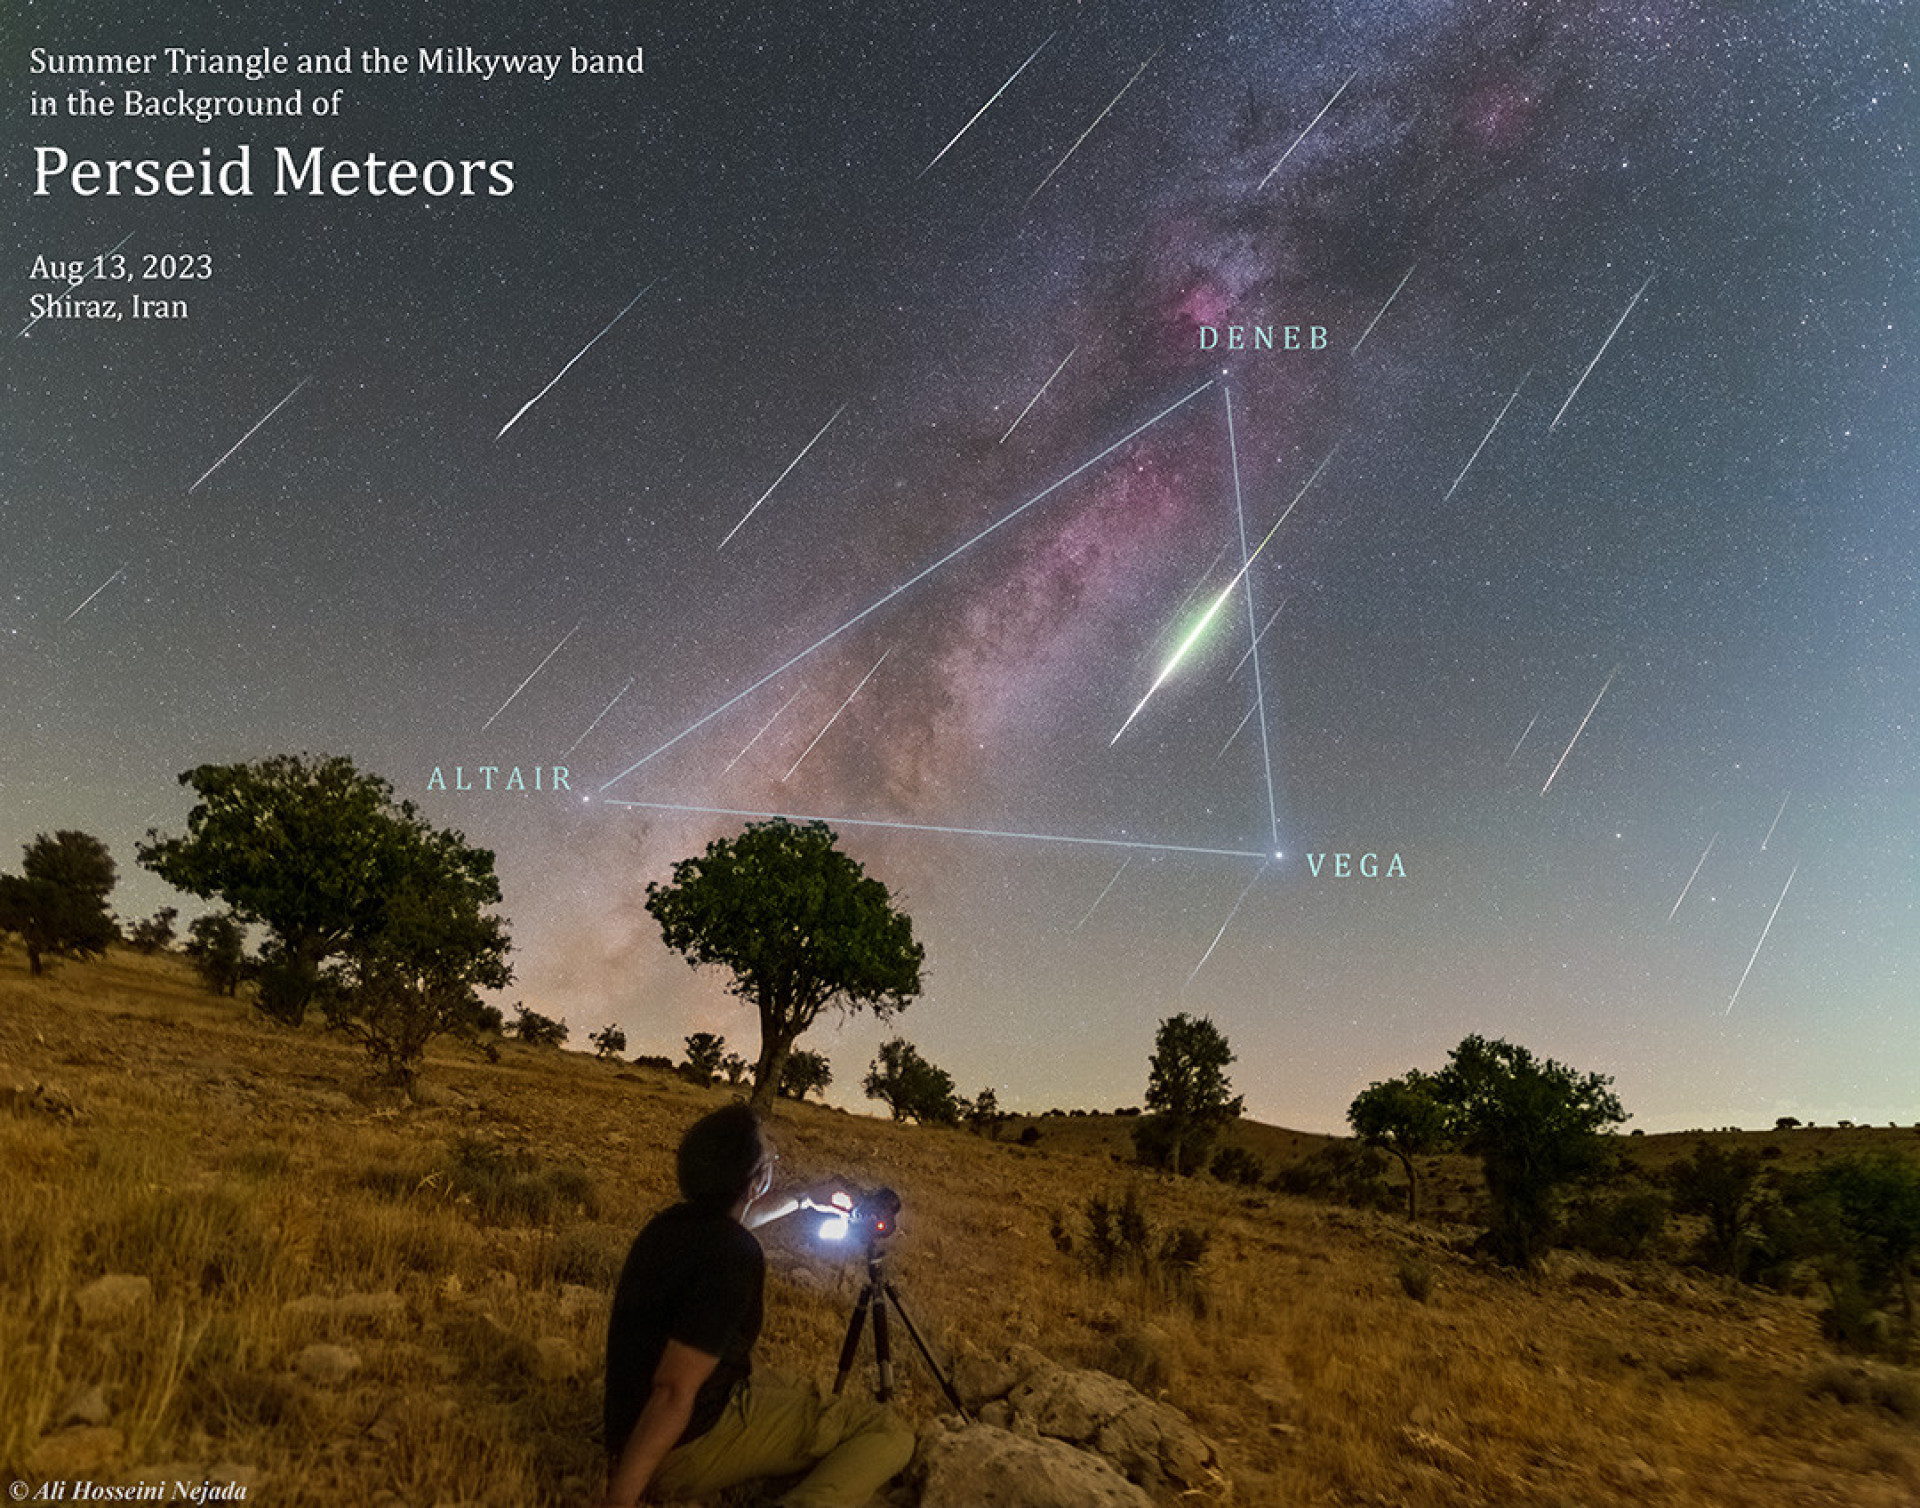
3;947;1916;1507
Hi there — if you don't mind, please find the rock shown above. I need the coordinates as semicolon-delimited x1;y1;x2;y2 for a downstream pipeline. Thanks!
75;1274;152;1325
958;1344;1221;1494
1568;1269;1627;1299
293;1343;362;1386
534;1336;585;1381
917;1421;1155;1508
27;1426;124;1475
284;1290;402;1326
59;1383;111;1427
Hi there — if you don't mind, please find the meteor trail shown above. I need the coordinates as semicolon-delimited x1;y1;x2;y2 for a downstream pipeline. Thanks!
1028;47;1161;205
1073;857;1132;930
724;686;804;774
1216;701;1259;760
1725;865;1797;1015
1111;443;1336;747
1549;272;1654;432
563;677;634;758
1258;70;1356;190
601;378;1216;791
1350;262;1415;354
19;233;133;339
1761;791;1789;851
601;801;1272;861
1504;712;1539;767
1540;664;1620;795
920;32;1055;179
64;563;128;622
189;377;310;493
482;621;582;732
1444;371;1529;501
496;280;654;441
720;404;847;548
1669;832;1718;922
999;346;1076;444
782;648;891;782
1186;864;1266;986
1229;602;1284;678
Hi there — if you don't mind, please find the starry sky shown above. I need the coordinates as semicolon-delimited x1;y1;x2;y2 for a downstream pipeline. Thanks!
5;0;1914;1134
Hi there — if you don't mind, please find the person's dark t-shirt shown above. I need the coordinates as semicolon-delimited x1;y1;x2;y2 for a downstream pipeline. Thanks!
603;1202;765;1456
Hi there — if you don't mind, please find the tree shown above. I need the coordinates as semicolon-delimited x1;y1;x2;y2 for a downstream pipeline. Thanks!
1432;1035;1626;1268
512;1004;569;1048
319;824;513;1086
183;912;249;996
1788;1152;1920;1357
778;1049;833;1101
1348;1070;1453;1220
965;1086;1007;1140
683;1031;727;1081
139;754;471;1025
0;831;118;975
863;1038;959;1124
1133;1013;1243;1176
721;1053;750;1087
1666;1140;1767;1275
128;907;179;953
645;819;924;1115
590;1024;629;1060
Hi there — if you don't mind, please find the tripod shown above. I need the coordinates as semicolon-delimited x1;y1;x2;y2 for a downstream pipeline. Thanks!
831;1236;968;1419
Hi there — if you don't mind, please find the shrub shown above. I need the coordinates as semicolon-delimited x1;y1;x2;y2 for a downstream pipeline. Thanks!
1209;1145;1264;1186
1559;1184;1670;1261
1396;1255;1436;1302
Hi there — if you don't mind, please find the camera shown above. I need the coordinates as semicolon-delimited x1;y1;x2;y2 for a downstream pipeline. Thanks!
806;1185;900;1246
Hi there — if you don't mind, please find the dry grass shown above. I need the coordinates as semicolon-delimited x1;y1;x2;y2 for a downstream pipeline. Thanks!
3;946;1917;1507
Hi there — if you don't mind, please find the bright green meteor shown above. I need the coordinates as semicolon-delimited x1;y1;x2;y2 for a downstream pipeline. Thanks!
1109;446;1336;746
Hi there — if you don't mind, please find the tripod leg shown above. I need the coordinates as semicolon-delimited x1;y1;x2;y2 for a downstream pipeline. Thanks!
882;1281;969;1419
832;1283;875;1397
871;1290;895;1402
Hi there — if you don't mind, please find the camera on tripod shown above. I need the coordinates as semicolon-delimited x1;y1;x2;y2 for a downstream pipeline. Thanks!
807;1186;901;1247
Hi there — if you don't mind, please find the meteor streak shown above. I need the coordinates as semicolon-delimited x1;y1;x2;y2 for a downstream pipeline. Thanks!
1444;371;1529;501
601;800;1272;861
724;686;804;774
1350;262;1414;354
563;677;633;758
496;280;654;441
1028;47;1161;205
720;404;847;548
1725;865;1797;1015
1228;602;1284;678
999;346;1076;444
1073;857;1131;930
920;32;1055;179
1761;791;1789;851
1668;832;1718;921
1186;864;1266;986
1258;70;1356;190
1540;664;1620;795
189;376;310;493
19;233;133;339
782;648;891;782
64;563;128;622
1504;712;1539;767
482;621;582;731
1216;701;1259;760
600;378;1215;790
1111;443;1335;747
1549;273;1654;432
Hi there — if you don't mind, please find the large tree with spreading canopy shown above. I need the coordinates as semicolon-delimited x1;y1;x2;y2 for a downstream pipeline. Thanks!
645;819;924;1114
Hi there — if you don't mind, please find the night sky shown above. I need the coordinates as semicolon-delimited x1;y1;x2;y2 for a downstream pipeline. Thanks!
5;0;1914;1133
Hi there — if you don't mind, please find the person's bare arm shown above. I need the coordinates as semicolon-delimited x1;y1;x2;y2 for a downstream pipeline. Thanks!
601;1339;720;1508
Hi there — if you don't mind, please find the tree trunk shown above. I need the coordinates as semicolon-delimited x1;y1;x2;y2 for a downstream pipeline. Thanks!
1396;1148;1419;1220
750;1034;792;1117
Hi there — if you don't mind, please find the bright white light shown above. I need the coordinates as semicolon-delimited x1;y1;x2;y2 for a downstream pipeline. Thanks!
819;1215;849;1241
